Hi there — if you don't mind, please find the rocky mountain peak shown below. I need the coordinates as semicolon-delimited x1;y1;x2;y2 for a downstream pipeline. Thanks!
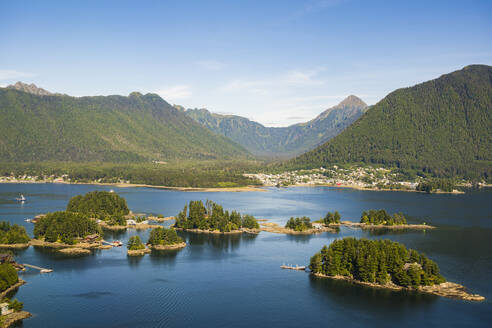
7;81;53;96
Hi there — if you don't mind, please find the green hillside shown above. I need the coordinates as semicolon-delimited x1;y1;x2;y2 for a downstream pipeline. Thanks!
287;65;492;180
184;95;367;158
0;87;248;162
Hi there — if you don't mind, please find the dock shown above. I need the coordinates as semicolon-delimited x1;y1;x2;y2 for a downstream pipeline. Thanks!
280;264;306;271
23;264;53;273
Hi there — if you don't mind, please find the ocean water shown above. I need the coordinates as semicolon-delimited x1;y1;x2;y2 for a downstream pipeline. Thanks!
0;183;491;327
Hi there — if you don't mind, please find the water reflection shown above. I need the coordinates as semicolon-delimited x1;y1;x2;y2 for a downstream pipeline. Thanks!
183;231;258;251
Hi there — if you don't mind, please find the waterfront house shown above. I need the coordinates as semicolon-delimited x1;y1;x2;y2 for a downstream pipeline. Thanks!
312;223;324;230
0;302;12;315
84;234;99;243
0;254;13;264
126;219;137;226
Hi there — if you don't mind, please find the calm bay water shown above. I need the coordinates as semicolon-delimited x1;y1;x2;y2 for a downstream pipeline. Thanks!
0;183;491;327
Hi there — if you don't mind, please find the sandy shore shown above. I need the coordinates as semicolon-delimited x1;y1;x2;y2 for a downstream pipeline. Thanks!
0;179;265;192
313;273;484;301
335;221;435;230
1;310;32;328
149;242;187;250
0;243;30;249
127;248;151;256
0;279;26;299
260;222;337;235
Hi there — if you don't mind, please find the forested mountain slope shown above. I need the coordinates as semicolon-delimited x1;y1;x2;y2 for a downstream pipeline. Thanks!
184;95;367;158
0;87;248;162
287;65;492;179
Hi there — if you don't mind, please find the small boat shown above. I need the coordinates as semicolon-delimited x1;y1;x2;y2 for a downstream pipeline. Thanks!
112;240;123;247
40;269;53;273
24;218;32;223
16;194;26;202
109;189;114;193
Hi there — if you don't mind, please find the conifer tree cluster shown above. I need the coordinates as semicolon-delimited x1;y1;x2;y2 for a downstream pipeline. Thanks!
34;211;101;244
285;217;312;231
147;227;184;246
323;211;341;224
309;238;445;287
360;209;407;226
127;235;145;250
67;191;129;225
0;263;19;292
174;200;260;232
0;221;30;244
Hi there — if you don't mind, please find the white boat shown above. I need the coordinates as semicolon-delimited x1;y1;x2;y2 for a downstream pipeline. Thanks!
16;194;26;202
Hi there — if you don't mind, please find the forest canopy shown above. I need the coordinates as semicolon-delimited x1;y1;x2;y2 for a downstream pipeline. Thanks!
360;210;407;226
0;221;30;244
147;227;183;246
33;211;101;244
285;217;313;231
0;263;19;292
67;191;129;225
174;200;260;232
309;238;445;287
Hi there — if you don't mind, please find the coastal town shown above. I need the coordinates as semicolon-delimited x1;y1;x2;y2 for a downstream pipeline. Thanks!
245;165;474;192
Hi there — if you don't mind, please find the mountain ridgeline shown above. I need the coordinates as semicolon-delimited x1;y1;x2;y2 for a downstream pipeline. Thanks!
0;85;248;162
287;65;492;180
183;95;368;158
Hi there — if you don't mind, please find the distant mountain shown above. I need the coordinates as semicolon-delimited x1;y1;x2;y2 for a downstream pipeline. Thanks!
288;65;492;180
7;82;53;96
184;95;368;158
0;85;249;162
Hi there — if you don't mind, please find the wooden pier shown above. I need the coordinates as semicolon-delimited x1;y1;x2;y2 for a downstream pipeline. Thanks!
23;264;53;273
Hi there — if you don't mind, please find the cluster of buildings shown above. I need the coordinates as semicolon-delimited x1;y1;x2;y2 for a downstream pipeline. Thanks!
246;166;420;190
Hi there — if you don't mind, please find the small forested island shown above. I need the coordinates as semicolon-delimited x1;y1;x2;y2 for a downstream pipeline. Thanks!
67;190;130;226
309;238;484;301
147;227;186;250
173;200;260;233
31;211;104;254
127;236;150;256
322;209;434;230
260;216;337;234
0;222;30;248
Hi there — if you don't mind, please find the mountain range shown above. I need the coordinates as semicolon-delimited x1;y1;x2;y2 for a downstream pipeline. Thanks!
288;65;492;179
183;95;368;158
0;85;248;162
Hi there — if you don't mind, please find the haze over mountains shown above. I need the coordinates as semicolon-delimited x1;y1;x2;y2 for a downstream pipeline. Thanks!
183;95;368;158
0;85;248;162
288;65;492;179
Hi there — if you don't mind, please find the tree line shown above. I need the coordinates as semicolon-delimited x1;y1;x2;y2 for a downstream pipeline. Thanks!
285;217;313;231
67;191;129;225
174;200;260;232
360;209;407;226
309;237;445;287
34;211;101;244
0;222;30;244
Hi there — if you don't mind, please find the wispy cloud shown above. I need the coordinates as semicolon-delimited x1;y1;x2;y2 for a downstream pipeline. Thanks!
197;60;226;70
274;0;345;24
155;85;192;101
219;68;325;94
0;69;34;81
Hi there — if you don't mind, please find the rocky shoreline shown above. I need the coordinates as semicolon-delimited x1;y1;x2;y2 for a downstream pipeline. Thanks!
313;273;484;301
174;227;260;234
259;222;337;235
127;248;151;256
0;243;30;249
0;280;26;299
98;221;161;231
334;221;435;230
1;311;32;328
149;242;187;250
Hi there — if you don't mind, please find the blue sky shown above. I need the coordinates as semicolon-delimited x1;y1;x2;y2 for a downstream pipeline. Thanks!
1;0;491;126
